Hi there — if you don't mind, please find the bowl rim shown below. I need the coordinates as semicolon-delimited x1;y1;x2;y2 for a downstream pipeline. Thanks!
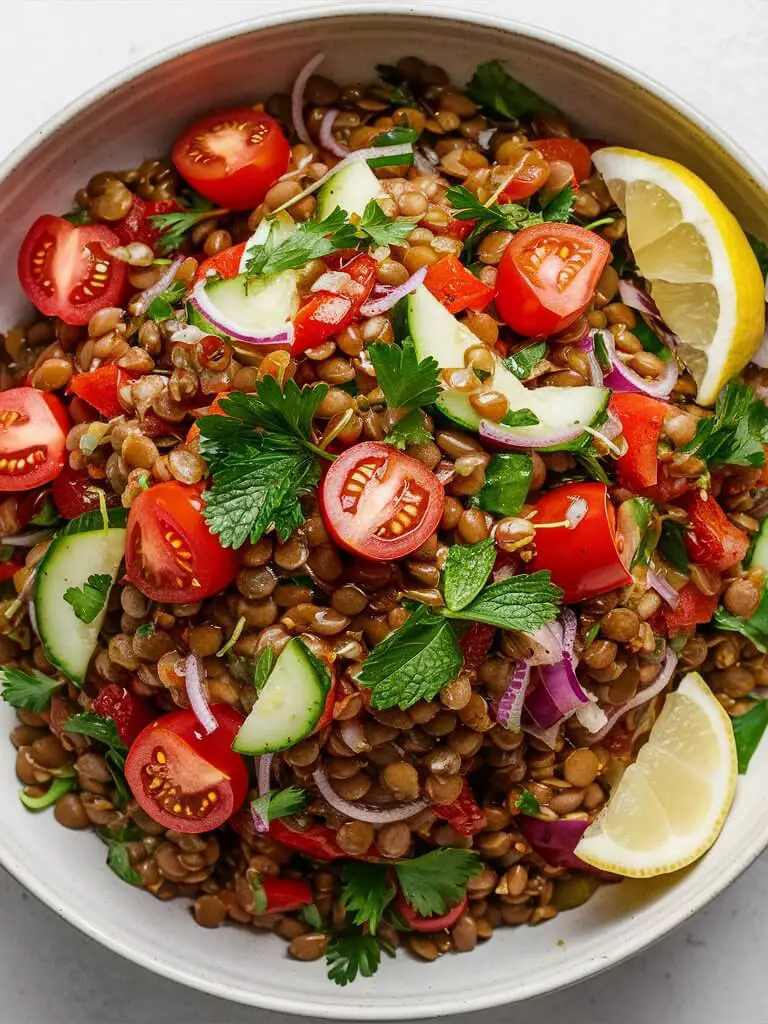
2;3;768;1017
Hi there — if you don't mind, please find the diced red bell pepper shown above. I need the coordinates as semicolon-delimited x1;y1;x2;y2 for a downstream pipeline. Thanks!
292;292;354;355
682;490;750;572
257;878;313;913
92;684;154;746
651;582;718;637
609;393;668;493
459;622;496;674
68;365;135;420
194;242;247;285
433;780;487;836
323;250;377;308
424;254;495;314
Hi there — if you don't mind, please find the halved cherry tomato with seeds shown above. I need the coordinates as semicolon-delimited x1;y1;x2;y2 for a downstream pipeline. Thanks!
534;138;593;183
52;464;118;519
125;481;239;603
172;108;291;210
496;223;610;338
18;215;128;326
394;893;468;933
320;442;445;561
125;705;248;833
0;388;69;493
68;365;134;420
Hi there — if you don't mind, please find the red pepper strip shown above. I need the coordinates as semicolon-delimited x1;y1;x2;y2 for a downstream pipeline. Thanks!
424;254;495;314
433;780;487;836
650;582;718;638
68;365;135;420
259;878;314;912
394;893;468;932
609;392;668;492
291;292;354;355
459;623;496;675
682;490;750;572
91;684;154;746
269;818;381;861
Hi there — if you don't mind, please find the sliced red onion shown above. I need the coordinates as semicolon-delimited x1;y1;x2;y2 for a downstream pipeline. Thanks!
518;815;617;879
184;654;217;735
292;51;326;146
413;152;438;176
170;325;207;345
479;418;587;450
601;328;679;399
132;256;184;316
647;567;680;610
526;621;564;666
418;142;440;166
188;280;293;349
251;754;275;833
590;649;678;744
319;109;349;159
360;266;427;316
560;608;578;657
574;333;604;386
494;661;531;731
339;717;370;754
524;655;590;731
313;766;427;823
434;460;456;485
618;279;681;350
0;530;53;547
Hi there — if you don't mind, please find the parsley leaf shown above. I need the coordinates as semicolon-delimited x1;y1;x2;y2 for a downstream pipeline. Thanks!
683;380;768;468
0;666;61;712
251;786;307;826
446;185;544;235
440;571;562;633
358;604;462;710
748;233;768;279
394;849;482;917
514;789;540;816
500;408;539;428
253;647;277;690
383;408;432;451
326;928;383;987
503;341;548;380
442;538;496;612
145;280;188;322
103;838;142;886
732;701;768;773
469;453;532;517
150;192;217;254
63;572;112;624
542;183;576;223
135;623;155;639
357;200;419;248
207;379;329;449
340;861;395;934
245;207;358;276
368;339;440;410
658;519;690;573
63;713;127;753
714;585;768;654
466;60;558;120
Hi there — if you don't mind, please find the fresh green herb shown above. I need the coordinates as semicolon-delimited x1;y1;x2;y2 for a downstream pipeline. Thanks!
367;127;418;168
63;713;127;753
442;538;496;612
300;903;325;930
358;603;462;710
326;927;384;987
340;861;396;934
0;545;14;564
29;494;60;527
541;183;576;223
249;873;269;915
19;776;75;811
375;64;418;110
356;199;419;248
63;572;112;624
714;586;768;654
367;339;440;410
584;622;600;647
104;838;143;886
573;451;611;485
582;216;616;232
618;497;659;570
439;571;562;634
375;63;404;86
731;701;768;773
150;192;218;254
593;331;611;369
469;453;532;517
216;615;246;658
658;519;690;573
252;647;277;691
631;318;671;360
683;380;768;468
503;341;548;380
394;849;482;917
748;233;768;279
145;280;188;322
62;208;91;226
0;666;61;712
514;789;541;816
135;623;155;639
245;207;358;276
466;59;558;120
383;408;432;451
446;185;544;238
251;786;307;826
500;408;540;428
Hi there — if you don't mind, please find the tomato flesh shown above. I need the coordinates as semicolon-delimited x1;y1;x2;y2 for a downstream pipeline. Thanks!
424;254;495;314
194;242;247;286
609;393;668;493
258;878;313;913
114;196;181;248
0;388;69;493
52;464;118;519
126;705;247;833
125;481;239;603
528;482;632;603
267;817;382;861
496;223;610;337
682;491;750;571
534;138;593;183
92;684;154;746
68;365;134;419
432;780;487;836
320;442;445;561
18;215;128;326
652;582;718;637
173;108;291;210
498;150;551;202
394;893;468;933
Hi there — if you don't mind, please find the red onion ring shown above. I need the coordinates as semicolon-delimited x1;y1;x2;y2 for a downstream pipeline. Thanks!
360;267;428;316
574;332;604;386
601;328;679;399
319;109;349;159
479;417;587;450
132;256;184;316
525;621;564;666
647;567;680;610
184;654;217;735
339;718;370;754
618;279;681;350
0;530;53;547
188;280;294;349
292;51;326;146
251;754;274;833
589;649;678;744
494;660;531;732
313;766;427;824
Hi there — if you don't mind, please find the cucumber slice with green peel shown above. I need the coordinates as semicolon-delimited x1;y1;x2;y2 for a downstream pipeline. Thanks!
34;509;128;685
616;497;660;570
232;637;331;755
189;270;299;345
316;159;385;220
747;518;768;572
408;284;478;368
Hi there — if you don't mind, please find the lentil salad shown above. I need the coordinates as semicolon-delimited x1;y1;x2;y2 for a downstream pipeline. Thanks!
2;52;768;984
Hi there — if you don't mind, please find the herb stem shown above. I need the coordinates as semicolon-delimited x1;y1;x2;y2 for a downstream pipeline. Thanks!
303;440;337;463
318;409;355;449
583;216;616;231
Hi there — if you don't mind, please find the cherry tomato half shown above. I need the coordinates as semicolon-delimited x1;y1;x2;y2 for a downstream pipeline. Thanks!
114;196;181;248
528;482;632;603
172;108;291;210
682;490;750;572
394;893;468;933
18;215;128;326
319;442;445;561
0;388;69;492
92;684;154;746
534;138;593;183
125;705;248;833
609;392;668;493
52;464;118;519
496;224;610;338
68;365;134;420
125;481;239;603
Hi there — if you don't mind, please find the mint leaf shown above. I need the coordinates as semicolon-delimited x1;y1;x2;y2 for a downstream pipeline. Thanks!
440;571;562;633
503;342;547;380
469;453;532;518
466;60;558;120
732;701;768;773
442;538;496;612
63;572;112;624
0;666;61;712
394;849;482;917
368;339;440;411
383;408;432;451
500;408;539;428
658;519;690;573
340;861;395;934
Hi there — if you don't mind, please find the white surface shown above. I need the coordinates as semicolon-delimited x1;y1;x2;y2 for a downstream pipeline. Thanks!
2;0;768;1021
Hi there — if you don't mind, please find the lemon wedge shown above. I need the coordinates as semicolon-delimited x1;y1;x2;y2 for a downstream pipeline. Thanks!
574;672;737;877
591;147;765;405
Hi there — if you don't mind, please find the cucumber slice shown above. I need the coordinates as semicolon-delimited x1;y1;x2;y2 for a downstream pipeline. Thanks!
232;637;331;755
408;284;477;368
34;509;128;685
748;518;768;572
316;159;384;220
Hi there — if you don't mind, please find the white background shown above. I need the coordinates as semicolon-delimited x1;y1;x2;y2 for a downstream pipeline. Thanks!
3;1;768;1021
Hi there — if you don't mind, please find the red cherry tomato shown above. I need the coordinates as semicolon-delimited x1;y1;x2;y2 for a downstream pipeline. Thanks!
496;224;610;338
18;215;128;326
534;138;593;183
52;465;118;519
258;878;313;913
125;482;239;603
125;705;248;833
442;217;476;241
424;255;495;314
267;818;382;861
682;491;750;572
498;151;551;202
528;482;632;603
459;623;496;674
432;780;487;836
114;196;181;248
609;393;668;493
0;388;69;492
68;365;134;420
194;242;247;286
394;893;468;933
653;582;718;637
172;108;291;210
92;684;154;746
320;442;445;562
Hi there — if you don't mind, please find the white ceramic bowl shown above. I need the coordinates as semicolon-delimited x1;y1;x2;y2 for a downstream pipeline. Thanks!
2;4;767;1018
